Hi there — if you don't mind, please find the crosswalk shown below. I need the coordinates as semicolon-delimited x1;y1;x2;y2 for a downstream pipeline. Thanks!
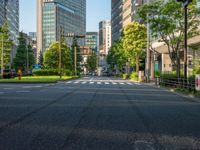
65;81;140;86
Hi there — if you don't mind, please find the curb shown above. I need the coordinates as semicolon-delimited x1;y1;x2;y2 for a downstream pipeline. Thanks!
144;82;200;103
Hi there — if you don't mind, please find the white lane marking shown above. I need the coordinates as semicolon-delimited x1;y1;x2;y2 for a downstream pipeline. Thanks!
105;82;110;85
127;83;133;85
112;82;117;85
82;82;86;84
66;81;72;84
0;92;5;94
120;82;125;85
90;82;94;84
3;88;13;90
97;82;101;85
35;85;43;88
16;91;30;93
74;81;80;84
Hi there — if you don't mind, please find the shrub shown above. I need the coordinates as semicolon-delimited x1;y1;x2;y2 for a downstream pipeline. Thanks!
32;69;59;76
129;72;138;81
193;67;200;75
154;71;160;78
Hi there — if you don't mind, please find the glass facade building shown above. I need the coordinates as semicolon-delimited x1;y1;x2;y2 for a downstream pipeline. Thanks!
37;0;86;60
86;32;98;53
111;0;141;42
0;0;19;45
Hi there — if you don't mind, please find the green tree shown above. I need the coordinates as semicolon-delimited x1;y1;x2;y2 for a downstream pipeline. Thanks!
13;32;27;71
0;22;13;69
27;44;35;69
138;0;200;77
87;51;97;72
107;40;127;73
122;21;147;72
44;40;72;73
38;50;44;66
71;38;82;75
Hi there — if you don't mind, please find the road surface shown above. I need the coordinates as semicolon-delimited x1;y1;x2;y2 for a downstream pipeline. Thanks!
0;77;200;150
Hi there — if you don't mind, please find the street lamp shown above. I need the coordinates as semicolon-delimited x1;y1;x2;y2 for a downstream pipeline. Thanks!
1;34;3;78
177;0;192;79
63;33;85;76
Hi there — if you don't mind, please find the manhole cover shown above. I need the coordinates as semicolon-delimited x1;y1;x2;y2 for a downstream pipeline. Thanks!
135;140;155;150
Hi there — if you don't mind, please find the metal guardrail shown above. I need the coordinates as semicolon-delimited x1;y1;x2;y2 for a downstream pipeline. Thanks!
157;77;197;93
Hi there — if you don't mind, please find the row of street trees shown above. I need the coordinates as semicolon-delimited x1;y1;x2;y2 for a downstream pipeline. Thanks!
0;22;13;71
107;21;147;74
137;0;200;77
108;0;200;78
13;32;35;72
43;36;82;76
0;22;35;73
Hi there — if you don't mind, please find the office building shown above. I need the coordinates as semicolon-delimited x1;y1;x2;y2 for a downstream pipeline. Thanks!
86;32;98;53
0;0;19;45
37;0;86;61
111;0;142;42
99;20;111;56
98;20;111;75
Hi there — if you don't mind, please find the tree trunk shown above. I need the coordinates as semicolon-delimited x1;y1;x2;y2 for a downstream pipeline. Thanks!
136;56;139;72
176;48;180;78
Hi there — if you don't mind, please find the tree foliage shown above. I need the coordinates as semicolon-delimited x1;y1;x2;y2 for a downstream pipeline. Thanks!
122;21;147;72
137;0;200;76
107;40;127;71
71;38;82;75
44;40;72;72
13;32;27;71
87;51;97;72
0;22;13;68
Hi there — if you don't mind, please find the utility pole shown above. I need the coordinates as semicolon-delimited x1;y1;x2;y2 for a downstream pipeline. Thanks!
145;0;150;82
184;4;188;79
176;0;192;79
59;26;62;79
1;35;3;78
74;46;77;76
27;42;29;74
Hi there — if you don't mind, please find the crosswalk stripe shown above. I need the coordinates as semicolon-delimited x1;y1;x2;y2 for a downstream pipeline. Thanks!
120;83;125;85
112;82;117;85
82;82;86;84
127;83;133;85
97;82;101;84
66;81;72;84
90;82;94;84
74;81;79;84
105;82;110;85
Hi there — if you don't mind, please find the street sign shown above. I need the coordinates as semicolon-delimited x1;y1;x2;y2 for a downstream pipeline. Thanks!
195;74;200;91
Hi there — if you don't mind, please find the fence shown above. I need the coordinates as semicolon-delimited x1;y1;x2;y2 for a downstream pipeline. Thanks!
158;77;197;93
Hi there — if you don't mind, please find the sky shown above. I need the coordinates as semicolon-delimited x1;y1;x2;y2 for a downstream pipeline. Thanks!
19;0;111;33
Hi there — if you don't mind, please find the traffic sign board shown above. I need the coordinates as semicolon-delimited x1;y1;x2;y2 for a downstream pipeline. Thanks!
195;74;200;91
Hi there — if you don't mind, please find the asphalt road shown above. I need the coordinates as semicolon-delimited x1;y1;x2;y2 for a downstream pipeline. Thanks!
0;76;200;150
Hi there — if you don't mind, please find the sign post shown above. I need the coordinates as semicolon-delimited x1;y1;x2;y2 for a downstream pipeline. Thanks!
195;74;200;91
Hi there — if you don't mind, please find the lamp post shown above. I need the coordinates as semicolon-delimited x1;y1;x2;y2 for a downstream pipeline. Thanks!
177;0;192;79
1;34;3;78
64;33;85;76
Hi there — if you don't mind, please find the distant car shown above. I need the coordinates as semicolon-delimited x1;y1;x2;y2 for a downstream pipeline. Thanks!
2;69;12;78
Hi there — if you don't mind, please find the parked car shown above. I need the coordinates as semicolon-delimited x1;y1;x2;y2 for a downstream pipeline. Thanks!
11;69;17;77
2;69;12;78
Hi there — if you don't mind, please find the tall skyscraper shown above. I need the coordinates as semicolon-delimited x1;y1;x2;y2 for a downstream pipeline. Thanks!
99;20;111;56
0;0;19;45
86;32;98;53
98;20;111;74
111;0;142;42
37;0;86;61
